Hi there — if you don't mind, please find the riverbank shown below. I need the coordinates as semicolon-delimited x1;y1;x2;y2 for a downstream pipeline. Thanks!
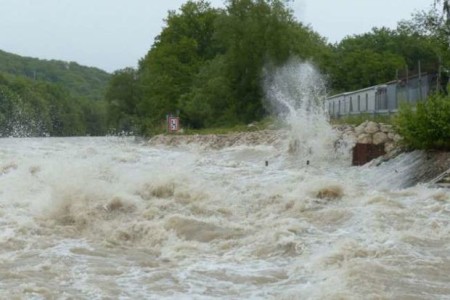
148;122;450;187
148;129;287;150
149;121;402;157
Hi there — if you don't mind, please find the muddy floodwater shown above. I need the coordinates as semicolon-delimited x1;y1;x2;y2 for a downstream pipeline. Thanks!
2;61;449;299
0;135;449;299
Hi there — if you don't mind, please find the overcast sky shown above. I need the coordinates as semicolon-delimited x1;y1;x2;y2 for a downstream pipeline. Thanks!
0;0;433;73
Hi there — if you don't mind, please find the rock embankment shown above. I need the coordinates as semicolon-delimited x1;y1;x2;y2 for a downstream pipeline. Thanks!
333;121;403;157
149;121;404;157
148;130;286;149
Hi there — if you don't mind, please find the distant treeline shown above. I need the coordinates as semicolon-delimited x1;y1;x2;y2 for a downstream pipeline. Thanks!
105;0;449;135
0;50;110;101
0;50;110;136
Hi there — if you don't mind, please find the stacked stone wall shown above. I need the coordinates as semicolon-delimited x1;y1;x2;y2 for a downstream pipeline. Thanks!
333;121;402;158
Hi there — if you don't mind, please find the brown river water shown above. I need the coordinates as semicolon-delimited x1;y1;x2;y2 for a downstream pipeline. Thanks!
0;135;449;299
1;61;449;299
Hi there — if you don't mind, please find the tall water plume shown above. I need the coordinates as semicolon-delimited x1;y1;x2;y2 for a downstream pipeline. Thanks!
264;58;339;165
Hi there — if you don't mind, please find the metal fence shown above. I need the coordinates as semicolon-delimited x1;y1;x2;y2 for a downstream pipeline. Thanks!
326;74;434;118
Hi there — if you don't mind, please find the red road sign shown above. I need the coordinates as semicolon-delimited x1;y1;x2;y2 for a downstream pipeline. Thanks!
168;117;179;132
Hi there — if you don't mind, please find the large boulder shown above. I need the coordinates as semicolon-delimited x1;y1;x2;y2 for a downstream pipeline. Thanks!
364;121;379;134
384;142;396;154
355;121;368;135
373;132;388;145
357;133;373;144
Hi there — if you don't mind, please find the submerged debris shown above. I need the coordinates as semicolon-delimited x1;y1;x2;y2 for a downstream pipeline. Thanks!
315;185;344;200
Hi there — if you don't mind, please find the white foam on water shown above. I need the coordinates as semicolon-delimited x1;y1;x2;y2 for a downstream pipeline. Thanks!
0;108;449;297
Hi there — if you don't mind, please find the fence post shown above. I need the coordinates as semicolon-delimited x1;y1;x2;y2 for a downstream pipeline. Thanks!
418;60;422;101
406;66;410;103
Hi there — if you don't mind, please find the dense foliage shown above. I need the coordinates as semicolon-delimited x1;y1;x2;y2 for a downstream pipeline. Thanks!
395;94;450;150
0;50;110;101
105;68;138;133
0;73;107;136
0;51;109;136
106;0;448;136
328;26;448;93
106;0;330;134
390;1;450;150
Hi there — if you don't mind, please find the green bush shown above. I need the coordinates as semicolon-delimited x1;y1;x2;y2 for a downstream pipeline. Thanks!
395;94;450;150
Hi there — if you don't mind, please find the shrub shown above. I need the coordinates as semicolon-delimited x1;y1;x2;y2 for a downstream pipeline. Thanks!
395;94;450;150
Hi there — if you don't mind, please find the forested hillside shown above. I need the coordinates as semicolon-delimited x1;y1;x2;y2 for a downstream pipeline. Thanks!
0;73;107;137
0;50;110;136
0;50;110;101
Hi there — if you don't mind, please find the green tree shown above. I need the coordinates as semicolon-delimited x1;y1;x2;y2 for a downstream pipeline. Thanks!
179;55;236;128
81;99;108;136
435;0;450;24
132;0;330;133
214;0;310;123
185;0;329;126
329;27;440;92
137;0;222;133
105;68;138;133
398;3;450;64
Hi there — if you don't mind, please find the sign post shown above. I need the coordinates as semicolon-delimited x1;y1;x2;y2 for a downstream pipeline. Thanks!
167;116;180;133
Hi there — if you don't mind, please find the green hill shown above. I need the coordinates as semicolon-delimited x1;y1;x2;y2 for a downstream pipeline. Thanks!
0;50;110;136
0;49;110;101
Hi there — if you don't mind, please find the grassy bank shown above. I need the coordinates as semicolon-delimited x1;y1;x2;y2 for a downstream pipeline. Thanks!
330;114;395;126
171;117;281;135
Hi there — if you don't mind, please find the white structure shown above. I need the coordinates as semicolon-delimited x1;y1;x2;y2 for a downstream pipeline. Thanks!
327;86;378;117
326;74;432;118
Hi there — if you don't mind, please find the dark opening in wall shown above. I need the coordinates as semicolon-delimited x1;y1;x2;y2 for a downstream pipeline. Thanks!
352;143;385;166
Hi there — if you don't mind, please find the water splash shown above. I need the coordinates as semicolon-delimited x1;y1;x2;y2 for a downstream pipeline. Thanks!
4;109;48;138
264;59;339;165
0;88;48;137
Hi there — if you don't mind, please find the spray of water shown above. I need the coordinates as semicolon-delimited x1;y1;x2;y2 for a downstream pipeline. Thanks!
0;89;48;137
264;58;339;165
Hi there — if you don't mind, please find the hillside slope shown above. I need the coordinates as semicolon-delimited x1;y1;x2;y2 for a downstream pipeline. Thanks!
0;49;110;100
